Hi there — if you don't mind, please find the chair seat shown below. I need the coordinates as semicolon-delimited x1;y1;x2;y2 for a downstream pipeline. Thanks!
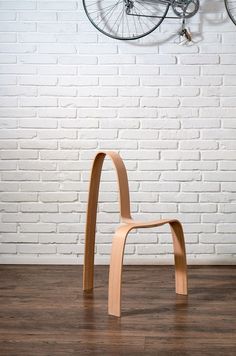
121;218;176;229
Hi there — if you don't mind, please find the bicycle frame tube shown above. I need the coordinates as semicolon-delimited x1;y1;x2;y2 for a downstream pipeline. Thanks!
125;0;198;20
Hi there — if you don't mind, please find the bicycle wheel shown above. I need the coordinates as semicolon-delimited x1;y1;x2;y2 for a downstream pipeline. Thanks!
82;0;170;40
225;0;236;25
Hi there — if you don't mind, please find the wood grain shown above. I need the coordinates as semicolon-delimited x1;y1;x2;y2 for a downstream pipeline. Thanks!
0;265;235;355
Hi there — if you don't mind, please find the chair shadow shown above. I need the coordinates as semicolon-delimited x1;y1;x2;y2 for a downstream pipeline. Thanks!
121;294;189;317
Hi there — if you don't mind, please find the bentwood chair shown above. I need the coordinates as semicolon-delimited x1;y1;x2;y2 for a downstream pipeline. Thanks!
83;151;188;317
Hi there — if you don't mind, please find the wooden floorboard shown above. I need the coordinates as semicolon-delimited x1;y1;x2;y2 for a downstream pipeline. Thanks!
0;265;235;355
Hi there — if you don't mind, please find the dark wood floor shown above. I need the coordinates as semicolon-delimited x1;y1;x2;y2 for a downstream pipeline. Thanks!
0;265;235;356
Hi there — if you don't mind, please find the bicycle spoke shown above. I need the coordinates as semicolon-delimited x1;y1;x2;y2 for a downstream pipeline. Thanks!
95;2;120;27
101;3;121;30
83;0;169;40
88;2;122;15
225;0;236;25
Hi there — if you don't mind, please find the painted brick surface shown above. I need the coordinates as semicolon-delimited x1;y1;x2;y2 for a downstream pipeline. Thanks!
0;0;236;264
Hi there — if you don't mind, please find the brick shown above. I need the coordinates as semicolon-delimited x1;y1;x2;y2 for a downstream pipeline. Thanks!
139;161;177;171
0;22;36;32
17;244;56;254
180;54;219;64
19;140;58;150
204;172;236;181
161;150;200;160
19;55;57;64
19;11;57;21
100;76;139;86
38;108;76;118
222;183;236;192
2;213;39;223
79;44;117;54
39;234;78;244
186;244;214;254
0;1;36;9
40;193;78;202
181;120;220;129
141;76;180;86
19;33;56;43
18;160;57;171
180;161;217;171
40;150;79;160
1;172;39;180
160;87;199;97
0;161;17;171
38;2;77;10
21;203;58;213
180;203;217;213
136;245;173;255
141;97;180;108
0;193;37;202
79;65;118;75
57;34;97;44
181;97;219;107
201;151;236;160
0;76;17;85
0;150;38;160
200;234;236;244
141;182;180;192
37;23;76;33
0;223;17;232
0;12;16;21
20;224;56;233
59;55;97;65
18;76;57;86
202;213;235;223
98;55;135;64
162;171;201;181
161;65;200;76
57;244;84;254
0;97;17;107
0;182;18;191
20;182;60;192
160;193;198;203
136;55;176;64
38;44;76;54
0;244;17;253
0;55;16;64
0;44;36;53
216;245;236;254
182;182;220;192
119;87;158;97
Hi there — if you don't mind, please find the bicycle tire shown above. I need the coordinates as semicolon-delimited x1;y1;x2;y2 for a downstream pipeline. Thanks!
82;0;170;40
225;0;236;26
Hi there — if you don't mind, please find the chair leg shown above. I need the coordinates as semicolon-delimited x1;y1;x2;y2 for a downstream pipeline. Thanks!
169;220;188;295
83;231;95;291
108;230;127;317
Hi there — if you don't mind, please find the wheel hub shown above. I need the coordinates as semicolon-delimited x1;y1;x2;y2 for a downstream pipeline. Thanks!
125;0;134;14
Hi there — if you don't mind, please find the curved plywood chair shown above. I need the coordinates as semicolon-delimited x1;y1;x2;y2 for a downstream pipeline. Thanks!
83;151;188;317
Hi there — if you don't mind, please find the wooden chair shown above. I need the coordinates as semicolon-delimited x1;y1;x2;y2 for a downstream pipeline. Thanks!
83;151;188;317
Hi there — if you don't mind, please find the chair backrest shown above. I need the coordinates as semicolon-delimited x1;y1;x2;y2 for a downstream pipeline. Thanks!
85;151;132;225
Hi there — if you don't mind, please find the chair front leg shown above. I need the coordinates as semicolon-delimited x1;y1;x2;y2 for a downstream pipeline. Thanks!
108;226;129;317
169;220;188;295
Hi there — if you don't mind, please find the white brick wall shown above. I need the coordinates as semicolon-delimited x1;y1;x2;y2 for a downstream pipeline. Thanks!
0;0;236;265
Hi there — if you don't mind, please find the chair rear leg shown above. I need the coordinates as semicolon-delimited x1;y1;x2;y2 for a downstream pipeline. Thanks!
169;220;188;295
